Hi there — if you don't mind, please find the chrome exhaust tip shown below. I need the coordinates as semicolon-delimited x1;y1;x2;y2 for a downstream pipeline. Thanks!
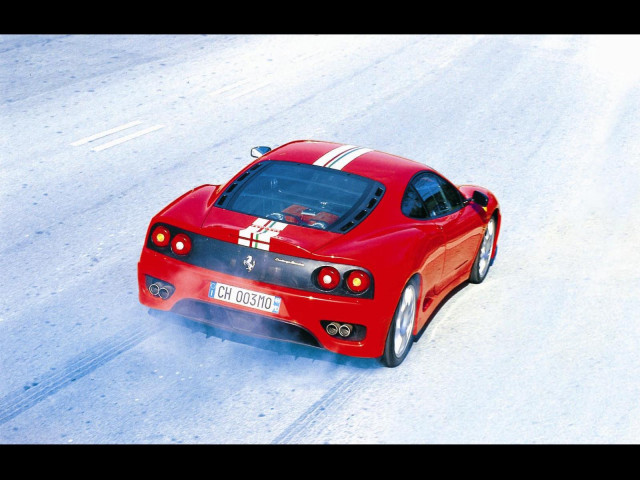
149;283;160;296
158;287;170;300
338;323;353;337
326;322;340;336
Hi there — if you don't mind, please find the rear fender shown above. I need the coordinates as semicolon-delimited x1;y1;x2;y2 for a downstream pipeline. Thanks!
151;184;219;232
322;225;444;327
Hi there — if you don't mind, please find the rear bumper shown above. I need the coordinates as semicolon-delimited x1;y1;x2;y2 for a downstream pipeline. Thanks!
137;248;393;358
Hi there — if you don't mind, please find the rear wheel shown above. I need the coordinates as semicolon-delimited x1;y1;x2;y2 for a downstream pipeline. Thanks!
381;280;417;368
469;216;496;284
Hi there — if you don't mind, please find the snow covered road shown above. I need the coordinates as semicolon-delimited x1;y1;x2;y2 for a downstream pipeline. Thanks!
1;34;639;443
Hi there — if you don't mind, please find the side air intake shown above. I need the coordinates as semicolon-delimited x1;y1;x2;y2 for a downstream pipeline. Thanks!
338;186;385;233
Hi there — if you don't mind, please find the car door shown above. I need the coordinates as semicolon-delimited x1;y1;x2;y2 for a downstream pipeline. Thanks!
406;171;483;291
400;183;446;296
430;175;484;284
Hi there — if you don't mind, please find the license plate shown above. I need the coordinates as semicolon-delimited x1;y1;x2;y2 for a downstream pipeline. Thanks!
208;281;281;314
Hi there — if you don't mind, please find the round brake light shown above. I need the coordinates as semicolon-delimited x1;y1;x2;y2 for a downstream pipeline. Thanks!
346;270;371;294
151;226;170;247
171;233;192;255
317;266;340;290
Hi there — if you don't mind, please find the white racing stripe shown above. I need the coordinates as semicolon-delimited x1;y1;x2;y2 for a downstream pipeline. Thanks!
327;147;373;170
312;145;372;170
238;218;287;251
313;145;357;167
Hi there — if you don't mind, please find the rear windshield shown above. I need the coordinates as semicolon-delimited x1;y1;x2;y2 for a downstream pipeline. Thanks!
215;161;384;232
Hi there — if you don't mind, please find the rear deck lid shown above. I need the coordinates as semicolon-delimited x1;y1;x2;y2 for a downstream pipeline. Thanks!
202;160;385;255
200;207;343;256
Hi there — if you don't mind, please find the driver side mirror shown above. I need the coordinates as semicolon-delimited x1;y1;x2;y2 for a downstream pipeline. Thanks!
251;146;271;158
469;190;489;208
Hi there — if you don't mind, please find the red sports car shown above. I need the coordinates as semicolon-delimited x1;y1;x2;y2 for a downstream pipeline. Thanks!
137;140;500;367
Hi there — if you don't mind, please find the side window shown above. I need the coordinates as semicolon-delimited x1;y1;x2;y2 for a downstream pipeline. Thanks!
401;186;427;218
413;174;448;217
402;172;464;219
439;179;463;210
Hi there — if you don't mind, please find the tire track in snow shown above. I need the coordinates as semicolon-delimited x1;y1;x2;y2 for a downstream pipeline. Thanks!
271;370;373;444
0;322;162;425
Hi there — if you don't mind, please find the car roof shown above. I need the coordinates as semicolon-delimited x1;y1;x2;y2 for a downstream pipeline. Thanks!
260;140;430;186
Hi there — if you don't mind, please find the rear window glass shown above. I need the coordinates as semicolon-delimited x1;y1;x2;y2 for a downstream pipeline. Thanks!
215;161;384;232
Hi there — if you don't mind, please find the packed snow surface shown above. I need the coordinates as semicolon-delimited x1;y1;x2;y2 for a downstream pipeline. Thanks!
1;34;639;443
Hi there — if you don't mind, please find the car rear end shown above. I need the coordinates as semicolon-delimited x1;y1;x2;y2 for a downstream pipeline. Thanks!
137;220;392;358
137;151;394;358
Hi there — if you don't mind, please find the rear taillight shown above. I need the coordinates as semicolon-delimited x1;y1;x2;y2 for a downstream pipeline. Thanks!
171;233;192;255
317;266;341;290
314;266;373;295
346;270;371;294
151;226;171;247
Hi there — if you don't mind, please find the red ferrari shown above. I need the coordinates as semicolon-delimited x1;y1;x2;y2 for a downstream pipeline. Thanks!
138;140;500;367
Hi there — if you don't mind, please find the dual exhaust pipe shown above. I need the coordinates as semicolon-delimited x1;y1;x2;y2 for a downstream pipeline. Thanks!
148;283;171;299
325;321;353;338
145;275;175;300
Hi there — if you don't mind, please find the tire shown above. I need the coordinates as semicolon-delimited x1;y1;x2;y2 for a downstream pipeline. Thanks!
381;280;418;368
469;216;496;284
